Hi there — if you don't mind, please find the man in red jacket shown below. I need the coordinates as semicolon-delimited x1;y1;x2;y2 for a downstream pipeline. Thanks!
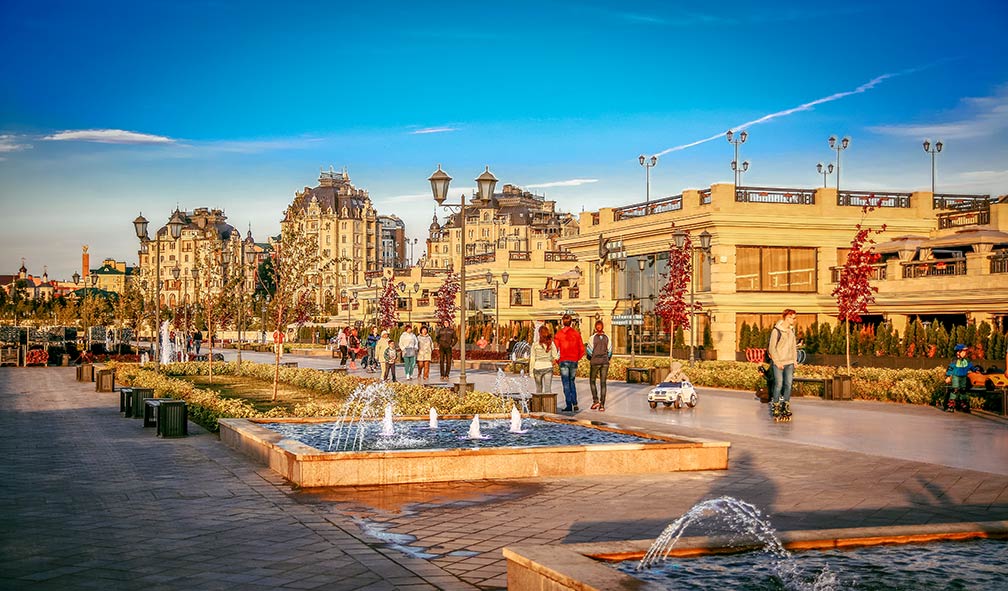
553;314;585;412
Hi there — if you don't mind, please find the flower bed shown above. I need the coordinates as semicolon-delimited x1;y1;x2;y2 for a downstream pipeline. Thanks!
26;349;48;366
110;361;507;433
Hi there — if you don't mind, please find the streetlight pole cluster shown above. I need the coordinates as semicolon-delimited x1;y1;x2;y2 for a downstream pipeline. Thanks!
672;229;713;366
725;130;749;186
827;135;850;192
815;162;834;188
397;281;419;325
428;164;498;392
923;138;943;195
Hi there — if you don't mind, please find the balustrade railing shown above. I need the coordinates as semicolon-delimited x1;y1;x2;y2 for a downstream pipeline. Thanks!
539;288;561;300
829;264;887;283
837;191;911;208
937;202;991;229
735;186;815;205
933;193;992;210
990;252;1008;274
509;251;531;261
699;189;712;205
415;297;430;307
421;268;449;278
613;194;683;220
463;252;495;265
544;251;578;262
901;259;966;279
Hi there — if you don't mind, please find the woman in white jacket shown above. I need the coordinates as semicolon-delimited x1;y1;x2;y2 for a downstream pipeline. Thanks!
528;324;559;394
398;325;420;380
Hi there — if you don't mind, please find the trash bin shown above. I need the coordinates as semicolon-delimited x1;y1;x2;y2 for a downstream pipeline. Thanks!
832;374;853;400
130;388;155;418
95;368;115;392
119;388;133;414
78;363;94;382
156;400;188;437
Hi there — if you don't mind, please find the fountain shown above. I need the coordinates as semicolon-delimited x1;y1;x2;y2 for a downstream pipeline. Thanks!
509;406;527;434
159;320;174;365
502;497;1008;590
221;382;730;487
492;368;530;413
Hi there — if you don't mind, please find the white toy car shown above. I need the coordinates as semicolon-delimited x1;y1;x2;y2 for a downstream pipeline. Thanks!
648;379;698;409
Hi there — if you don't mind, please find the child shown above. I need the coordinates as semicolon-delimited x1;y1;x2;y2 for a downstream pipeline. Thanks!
663;361;687;384
382;333;399;383
944;344;972;413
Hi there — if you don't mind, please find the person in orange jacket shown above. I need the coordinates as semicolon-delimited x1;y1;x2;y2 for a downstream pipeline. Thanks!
553;314;585;412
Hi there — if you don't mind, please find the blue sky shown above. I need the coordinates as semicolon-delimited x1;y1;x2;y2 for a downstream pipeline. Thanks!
2;0;1006;279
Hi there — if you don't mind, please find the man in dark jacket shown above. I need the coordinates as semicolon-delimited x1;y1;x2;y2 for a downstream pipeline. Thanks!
435;320;458;380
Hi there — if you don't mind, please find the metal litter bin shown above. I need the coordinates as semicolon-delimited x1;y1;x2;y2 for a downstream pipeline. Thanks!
119;388;133;414
129;388;155;418
156;400;188;437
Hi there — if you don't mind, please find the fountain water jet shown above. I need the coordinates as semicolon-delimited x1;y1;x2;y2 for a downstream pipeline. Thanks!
509;406;527;434
381;403;395;437
160;320;174;365
467;415;488;439
428;407;438;429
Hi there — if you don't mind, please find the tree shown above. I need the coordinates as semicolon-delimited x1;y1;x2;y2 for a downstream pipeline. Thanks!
831;199;886;373
377;277;399;330
265;221;324;401
654;229;699;365
194;241;242;382
434;269;460;326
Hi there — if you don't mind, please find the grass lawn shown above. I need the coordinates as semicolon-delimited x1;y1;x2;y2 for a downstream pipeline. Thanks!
186;374;338;413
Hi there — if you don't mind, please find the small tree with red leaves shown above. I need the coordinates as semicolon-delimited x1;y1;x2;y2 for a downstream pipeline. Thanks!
434;269;460;326
654;229;701;365
831;198;887;373
378;278;399;330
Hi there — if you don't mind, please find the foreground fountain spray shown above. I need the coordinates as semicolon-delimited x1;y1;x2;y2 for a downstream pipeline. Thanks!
509;406;527;434
428;407;438;429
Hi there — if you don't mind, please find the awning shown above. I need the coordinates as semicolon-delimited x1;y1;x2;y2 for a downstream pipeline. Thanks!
547;268;582;288
923;228;1008;249
872;235;928;254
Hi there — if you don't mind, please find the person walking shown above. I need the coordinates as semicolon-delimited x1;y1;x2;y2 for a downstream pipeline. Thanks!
336;328;349;366
365;327;380;373
554;314;585;412
416;325;434;381
585;320;612;412
436;320;457;380
398;325;419;380
193;329;203;356
767;308;798;422
529;324;559;397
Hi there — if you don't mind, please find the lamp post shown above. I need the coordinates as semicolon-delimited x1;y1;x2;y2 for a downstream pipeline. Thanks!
341;288;350;328
726;130;749;187
485;270;509;352
134;211;184;370
923;138;943;196
638;154;658;203
398;281;420;325
636;257;646;358
672;229;713;366
429;164;498;392
828;135;851;193
816;162;834;188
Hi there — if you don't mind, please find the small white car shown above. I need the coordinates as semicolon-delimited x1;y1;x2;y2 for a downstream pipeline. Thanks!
648;379;698;409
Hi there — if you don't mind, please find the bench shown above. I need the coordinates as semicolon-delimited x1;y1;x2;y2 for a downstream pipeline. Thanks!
792;376;834;399
626;367;653;384
327;366;347;374
280;361;298;368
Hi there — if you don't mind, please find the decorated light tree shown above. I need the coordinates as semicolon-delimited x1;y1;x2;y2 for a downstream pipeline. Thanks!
377;277;399;330
434;269;460;326
831;198;887;373
654;228;700;366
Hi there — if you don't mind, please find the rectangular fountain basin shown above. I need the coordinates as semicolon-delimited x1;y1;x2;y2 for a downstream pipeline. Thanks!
502;521;1008;591
219;414;730;487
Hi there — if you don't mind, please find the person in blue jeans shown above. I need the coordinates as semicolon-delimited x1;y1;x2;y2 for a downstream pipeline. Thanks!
553;314;585;412
767;308;797;421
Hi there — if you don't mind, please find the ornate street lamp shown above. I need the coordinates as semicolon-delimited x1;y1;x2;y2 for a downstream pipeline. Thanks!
134;210;184;369
923;138;943;196
816;162;834;188
485;270;509;352
828;135;851;193
341;288;351;327
726;130;749;187
430;164;497;392
638;154;658;203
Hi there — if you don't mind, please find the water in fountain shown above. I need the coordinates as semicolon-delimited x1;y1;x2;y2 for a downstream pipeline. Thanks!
509;405;527;434
428;407;438;429
328;381;396;451
638;496;838;591
466;415;488;439
160;320;174;365
492;368;530;414
381;403;395;436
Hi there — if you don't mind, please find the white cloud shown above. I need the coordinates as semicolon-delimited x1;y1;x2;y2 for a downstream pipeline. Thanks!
526;178;599;188
409;127;458;135
869;86;1008;140
0;134;32;153
43;129;177;144
954;169;1008;188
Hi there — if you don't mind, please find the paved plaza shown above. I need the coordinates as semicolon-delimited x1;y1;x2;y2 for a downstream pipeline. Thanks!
2;356;1007;590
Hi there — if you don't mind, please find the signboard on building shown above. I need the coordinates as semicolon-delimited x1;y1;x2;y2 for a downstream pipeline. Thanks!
611;314;643;326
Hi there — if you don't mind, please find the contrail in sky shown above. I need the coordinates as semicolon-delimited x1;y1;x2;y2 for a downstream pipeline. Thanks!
654;71;905;157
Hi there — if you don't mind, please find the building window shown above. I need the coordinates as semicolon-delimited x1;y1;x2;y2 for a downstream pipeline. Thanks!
736;246;817;292
510;288;532;306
